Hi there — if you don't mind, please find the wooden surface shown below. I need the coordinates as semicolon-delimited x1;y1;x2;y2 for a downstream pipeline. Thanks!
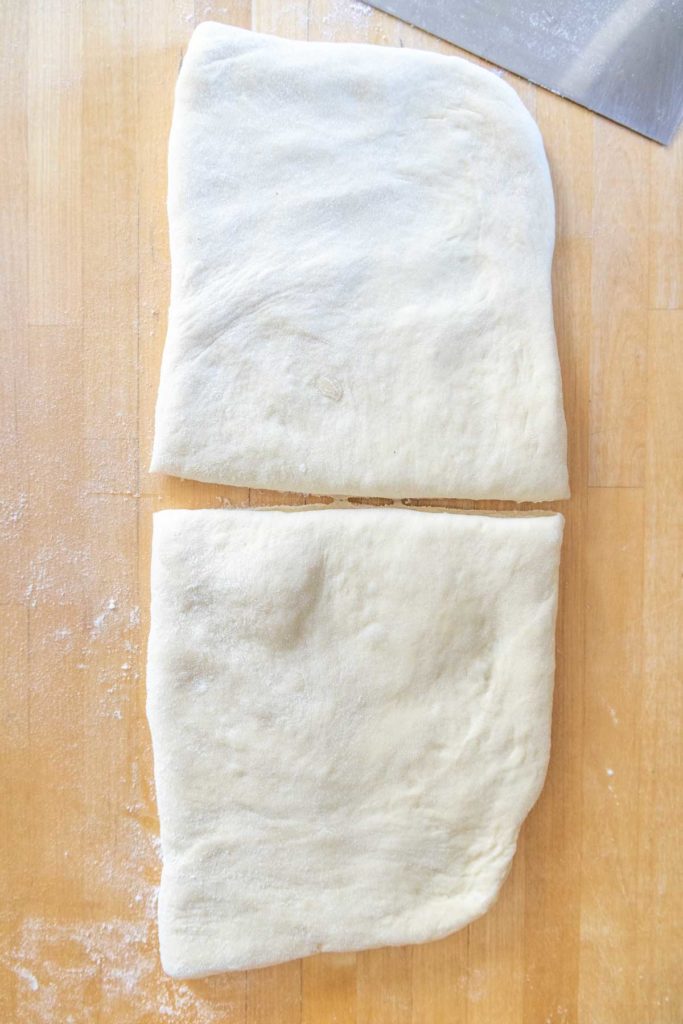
1;2;681;1021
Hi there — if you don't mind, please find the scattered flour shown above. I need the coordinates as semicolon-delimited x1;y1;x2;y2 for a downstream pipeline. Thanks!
191;3;249;25
5;913;247;1023
189;1;375;38
14;965;39;991
545;1007;570;1024
91;596;118;638
52;626;74;653
0;492;28;531
319;0;374;39
326;0;373;24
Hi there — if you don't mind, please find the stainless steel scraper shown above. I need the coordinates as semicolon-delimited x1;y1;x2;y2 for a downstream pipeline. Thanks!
365;0;683;144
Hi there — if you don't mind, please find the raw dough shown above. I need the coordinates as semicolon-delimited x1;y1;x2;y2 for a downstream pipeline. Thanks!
147;507;563;976
150;23;569;501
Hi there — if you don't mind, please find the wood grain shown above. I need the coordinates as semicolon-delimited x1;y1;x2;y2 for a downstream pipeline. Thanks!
0;2;681;1022
589;123;649;487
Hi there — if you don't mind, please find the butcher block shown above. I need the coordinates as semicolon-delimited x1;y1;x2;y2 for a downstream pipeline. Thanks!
0;1;681;1021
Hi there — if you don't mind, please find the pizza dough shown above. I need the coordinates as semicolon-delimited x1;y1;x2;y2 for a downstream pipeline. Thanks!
147;507;563;976
150;23;569;501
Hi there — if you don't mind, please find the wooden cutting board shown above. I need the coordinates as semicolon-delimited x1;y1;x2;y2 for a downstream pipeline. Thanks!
1;1;681;1021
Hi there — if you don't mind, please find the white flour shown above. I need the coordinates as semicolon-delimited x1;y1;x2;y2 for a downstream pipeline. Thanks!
3;912;249;1023
0;492;28;530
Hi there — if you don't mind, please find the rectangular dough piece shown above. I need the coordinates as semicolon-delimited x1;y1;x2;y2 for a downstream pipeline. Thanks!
147;507;563;976
150;23;569;501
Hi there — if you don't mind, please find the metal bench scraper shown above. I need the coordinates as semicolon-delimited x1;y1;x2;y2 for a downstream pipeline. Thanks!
366;0;683;143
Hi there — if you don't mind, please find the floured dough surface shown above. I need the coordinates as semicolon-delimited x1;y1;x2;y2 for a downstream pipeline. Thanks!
147;507;563;977
150;23;568;501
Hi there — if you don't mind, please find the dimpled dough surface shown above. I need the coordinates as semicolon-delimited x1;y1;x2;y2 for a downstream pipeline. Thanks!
150;23;569;501
146;508;564;977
